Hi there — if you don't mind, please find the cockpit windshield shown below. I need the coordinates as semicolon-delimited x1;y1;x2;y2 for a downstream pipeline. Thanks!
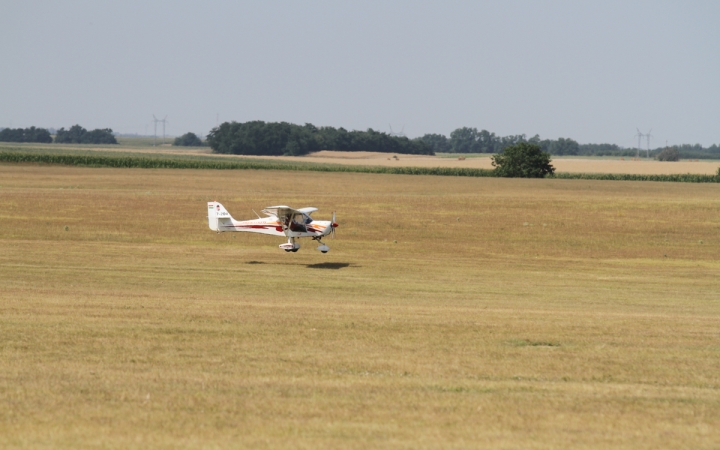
289;213;312;231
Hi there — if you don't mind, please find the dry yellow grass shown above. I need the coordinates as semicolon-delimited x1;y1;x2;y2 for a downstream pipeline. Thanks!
1;164;720;449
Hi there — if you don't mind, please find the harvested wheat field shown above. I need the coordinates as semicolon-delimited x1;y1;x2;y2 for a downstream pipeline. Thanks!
1;164;720;449
297;151;720;174
153;149;720;174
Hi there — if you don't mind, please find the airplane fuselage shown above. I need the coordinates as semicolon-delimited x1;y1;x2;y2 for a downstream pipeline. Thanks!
217;216;334;238
207;201;337;252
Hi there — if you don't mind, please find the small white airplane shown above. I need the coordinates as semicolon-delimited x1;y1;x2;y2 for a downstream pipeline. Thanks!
207;201;338;253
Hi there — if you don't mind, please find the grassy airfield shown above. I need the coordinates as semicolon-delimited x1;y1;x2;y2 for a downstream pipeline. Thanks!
1;164;720;449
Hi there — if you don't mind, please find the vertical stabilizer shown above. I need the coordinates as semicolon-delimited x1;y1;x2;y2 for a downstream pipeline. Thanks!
207;201;233;231
207;202;219;231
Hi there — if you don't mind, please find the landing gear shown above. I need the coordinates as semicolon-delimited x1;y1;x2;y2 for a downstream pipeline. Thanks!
279;237;300;252
279;235;332;254
313;236;330;253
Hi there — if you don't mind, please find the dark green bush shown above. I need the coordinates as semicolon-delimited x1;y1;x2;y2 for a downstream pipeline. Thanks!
491;143;555;178
656;147;680;161
173;132;204;147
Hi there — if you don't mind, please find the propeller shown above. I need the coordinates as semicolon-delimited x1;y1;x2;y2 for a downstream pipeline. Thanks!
331;211;338;239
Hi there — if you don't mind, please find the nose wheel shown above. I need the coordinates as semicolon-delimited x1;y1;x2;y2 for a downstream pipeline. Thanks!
313;237;330;253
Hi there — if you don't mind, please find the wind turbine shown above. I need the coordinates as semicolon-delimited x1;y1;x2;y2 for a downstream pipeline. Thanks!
645;129;653;158
635;128;644;159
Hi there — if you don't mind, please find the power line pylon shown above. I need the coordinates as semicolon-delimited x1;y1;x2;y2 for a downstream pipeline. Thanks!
152;114;168;145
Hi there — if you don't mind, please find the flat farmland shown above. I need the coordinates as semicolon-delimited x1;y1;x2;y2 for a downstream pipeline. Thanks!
287;151;720;175
1;164;719;449
3;143;718;175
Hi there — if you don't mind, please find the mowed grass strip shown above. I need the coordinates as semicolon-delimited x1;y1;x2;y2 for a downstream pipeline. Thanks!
1;165;720;449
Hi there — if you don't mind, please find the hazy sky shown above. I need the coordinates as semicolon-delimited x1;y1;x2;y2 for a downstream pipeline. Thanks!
2;1;719;147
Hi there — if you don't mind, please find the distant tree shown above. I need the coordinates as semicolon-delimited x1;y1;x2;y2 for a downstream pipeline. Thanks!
547;137;579;156
0;128;25;142
497;134;526;152
55;125;117;144
207;121;317;156
0;126;52;143
173;132;204;147
449;127;479;153
25;127;53;143
82;128;117;144
492;142;555;178
656;147;680;161
54;125;86;143
445;128;511;153
476;129;499;153
419;133;451;153
577;142;628;156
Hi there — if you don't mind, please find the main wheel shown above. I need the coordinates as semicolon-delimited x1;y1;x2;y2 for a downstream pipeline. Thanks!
291;248;299;252
284;249;292;252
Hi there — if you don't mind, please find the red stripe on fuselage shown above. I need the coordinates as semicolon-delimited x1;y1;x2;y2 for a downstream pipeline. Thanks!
224;224;284;232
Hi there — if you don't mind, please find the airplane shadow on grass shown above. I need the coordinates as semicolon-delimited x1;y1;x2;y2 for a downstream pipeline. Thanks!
306;262;351;270
245;261;354;270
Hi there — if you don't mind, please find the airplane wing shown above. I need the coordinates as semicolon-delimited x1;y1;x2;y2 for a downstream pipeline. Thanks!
261;205;297;220
297;207;318;216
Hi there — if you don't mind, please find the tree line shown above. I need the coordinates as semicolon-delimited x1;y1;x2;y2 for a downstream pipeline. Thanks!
0;126;53;143
4;121;719;160
419;127;720;159
0;125;117;144
420;128;623;156
207;121;432;156
55;125;117;144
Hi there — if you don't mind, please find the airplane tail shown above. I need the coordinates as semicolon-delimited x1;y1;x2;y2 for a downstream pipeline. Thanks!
207;201;234;231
